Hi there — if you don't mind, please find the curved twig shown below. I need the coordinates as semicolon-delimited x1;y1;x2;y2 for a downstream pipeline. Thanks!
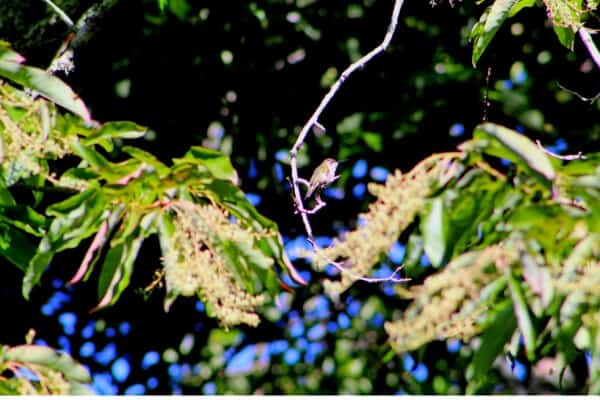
579;28;600;70
289;0;406;242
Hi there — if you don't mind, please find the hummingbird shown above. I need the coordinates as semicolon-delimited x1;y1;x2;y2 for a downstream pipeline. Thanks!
305;158;339;199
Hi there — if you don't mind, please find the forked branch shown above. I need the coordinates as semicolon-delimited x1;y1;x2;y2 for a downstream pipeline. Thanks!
288;0;405;243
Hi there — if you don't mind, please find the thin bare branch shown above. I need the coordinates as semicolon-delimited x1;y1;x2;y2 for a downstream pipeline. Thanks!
535;140;586;161
579;28;600;70
308;240;410;284
330;262;410;284
41;0;75;28
289;0;405;242
556;82;600;104
48;0;119;74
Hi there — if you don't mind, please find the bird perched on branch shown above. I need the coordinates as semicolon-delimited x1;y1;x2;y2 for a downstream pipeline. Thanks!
305;158;339;199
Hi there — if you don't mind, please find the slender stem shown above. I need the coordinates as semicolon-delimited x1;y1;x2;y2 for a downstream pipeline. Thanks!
579;28;600;70
535;140;586;161
289;0;406;242
48;0;119;74
41;0;75;28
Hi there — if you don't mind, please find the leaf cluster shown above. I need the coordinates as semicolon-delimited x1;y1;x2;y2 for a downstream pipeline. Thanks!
318;122;600;392
0;43;297;328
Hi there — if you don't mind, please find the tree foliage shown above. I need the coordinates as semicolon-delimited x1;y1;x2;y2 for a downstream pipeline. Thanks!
0;0;599;394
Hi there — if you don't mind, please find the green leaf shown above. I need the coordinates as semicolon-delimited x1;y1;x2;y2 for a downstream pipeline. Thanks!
46;188;96;217
362;132;383;152
508;272;536;360
0;380;21;395
0;205;47;236
122;146;170;176
202;179;305;285
94;211;156;309
420;197;450;267
0;42;25;64
174;146;239;183
0;224;38;271
0;49;90;121
69;205;125;285
521;251;554;309
22;249;54;299
23;190;108;298
470;300;516;383
70;141;124;182
81;121;147;147
471;0;532;66
0;181;16;206
158;0;169;11
219;240;255;293
474;122;556;182
4;345;90;382
553;26;576;49
111;210;144;246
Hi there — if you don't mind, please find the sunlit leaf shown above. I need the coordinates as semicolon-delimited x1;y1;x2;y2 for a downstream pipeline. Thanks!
0;224;37;271
420;197;450;267
122;146;170;176
174;146;238;183
471;0;534;66
4;345;90;382
474;122;556;182
508;273;536;360
0;48;90;121
81;121;147;148
470;301;516;383
94;211;156;310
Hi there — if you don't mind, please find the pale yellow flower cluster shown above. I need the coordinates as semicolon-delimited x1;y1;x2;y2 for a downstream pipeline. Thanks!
0;83;70;182
163;201;267;327
384;245;516;352
315;155;453;296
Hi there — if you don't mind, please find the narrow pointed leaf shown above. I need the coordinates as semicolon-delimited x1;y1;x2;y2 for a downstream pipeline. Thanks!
81;121;147;145
0;58;90;121
508;272;537;360
5;345;90;382
471;300;516;379
420;197;450;267
471;0;524;66
475;123;556;182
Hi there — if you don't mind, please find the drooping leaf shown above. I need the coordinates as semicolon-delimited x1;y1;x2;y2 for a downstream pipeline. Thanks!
474;122;556;182
22;250;53;299
122;146;170;176
0;205;47;237
0;48;90;121
23;189;108;298
553;26;576;49
202;179;305;285
470;300;516;383
471;0;535;66
81;121;147;147
94;211;157;310
4;345;90;382
420;197;450;267
158;0;169;11
174;146;239;183
508;272;537;360
70;141;128;182
68;205;124;285
0;224;38;271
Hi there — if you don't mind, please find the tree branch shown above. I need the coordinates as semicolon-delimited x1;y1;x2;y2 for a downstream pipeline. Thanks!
289;0;405;243
579;28;600;70
535;140;586;161
41;0;75;28
48;0;119;74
